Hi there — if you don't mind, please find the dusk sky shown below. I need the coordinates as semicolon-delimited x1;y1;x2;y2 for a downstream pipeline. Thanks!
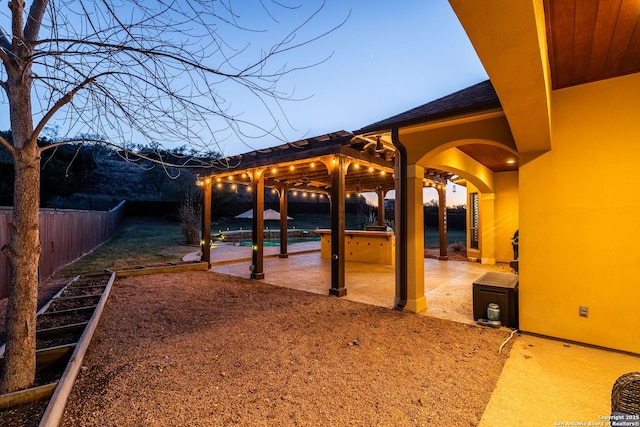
209;0;489;157
204;0;487;206
1;0;487;205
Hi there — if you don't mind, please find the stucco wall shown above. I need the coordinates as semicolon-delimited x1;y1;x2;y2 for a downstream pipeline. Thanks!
519;73;640;353
493;171;519;263
464;172;518;264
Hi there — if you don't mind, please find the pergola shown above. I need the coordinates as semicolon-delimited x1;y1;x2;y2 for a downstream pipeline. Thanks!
198;130;451;298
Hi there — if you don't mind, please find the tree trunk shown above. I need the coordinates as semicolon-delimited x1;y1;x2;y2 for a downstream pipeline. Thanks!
0;148;41;393
0;65;41;392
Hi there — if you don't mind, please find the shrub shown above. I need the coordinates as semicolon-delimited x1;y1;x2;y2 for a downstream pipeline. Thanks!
178;197;201;244
449;241;466;252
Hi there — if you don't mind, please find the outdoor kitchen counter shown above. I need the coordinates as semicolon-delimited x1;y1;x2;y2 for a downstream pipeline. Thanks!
317;229;395;266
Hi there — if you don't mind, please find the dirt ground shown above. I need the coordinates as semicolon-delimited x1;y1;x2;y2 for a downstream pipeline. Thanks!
56;270;514;426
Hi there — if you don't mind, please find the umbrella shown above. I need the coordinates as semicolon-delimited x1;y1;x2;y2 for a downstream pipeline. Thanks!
234;209;293;220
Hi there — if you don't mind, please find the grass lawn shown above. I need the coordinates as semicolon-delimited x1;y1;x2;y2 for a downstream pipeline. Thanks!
56;217;193;277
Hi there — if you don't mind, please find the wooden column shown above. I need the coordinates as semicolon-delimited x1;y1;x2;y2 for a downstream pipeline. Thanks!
279;186;289;258
201;177;212;268
377;187;385;227
329;156;346;296
437;185;448;260
251;170;265;279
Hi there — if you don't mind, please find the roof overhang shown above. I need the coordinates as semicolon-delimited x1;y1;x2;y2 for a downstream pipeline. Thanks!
545;0;640;90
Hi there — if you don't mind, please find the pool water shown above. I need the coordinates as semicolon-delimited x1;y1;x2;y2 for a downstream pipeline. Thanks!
236;237;320;247
223;228;465;247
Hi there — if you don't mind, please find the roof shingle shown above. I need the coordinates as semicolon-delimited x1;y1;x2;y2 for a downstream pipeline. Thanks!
356;79;501;134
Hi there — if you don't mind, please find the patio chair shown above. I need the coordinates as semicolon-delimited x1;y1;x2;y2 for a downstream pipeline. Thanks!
611;372;640;416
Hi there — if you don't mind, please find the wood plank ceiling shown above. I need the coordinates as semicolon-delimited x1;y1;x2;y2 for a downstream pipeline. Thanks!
545;0;640;89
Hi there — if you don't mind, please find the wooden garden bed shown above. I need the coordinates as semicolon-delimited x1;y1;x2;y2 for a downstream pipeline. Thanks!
113;260;208;277
0;272;114;426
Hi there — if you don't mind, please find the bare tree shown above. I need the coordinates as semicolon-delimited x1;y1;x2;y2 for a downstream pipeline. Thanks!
0;0;346;393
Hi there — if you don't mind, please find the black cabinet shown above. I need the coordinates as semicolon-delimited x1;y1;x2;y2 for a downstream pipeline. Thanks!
472;272;519;328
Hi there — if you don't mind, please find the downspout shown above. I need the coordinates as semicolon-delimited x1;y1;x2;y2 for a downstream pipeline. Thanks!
391;127;407;309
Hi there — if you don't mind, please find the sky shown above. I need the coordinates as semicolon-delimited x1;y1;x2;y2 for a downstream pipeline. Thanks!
217;0;487;206
206;0;487;206
0;0;487;206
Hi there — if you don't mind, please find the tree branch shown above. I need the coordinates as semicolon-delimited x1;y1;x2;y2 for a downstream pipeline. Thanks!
8;0;25;47
33;74;107;151
24;1;348;157
0;26;11;52
0;134;16;156
24;0;48;43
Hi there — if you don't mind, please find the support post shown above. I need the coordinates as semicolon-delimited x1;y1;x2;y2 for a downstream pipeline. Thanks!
437;185;448;260
201;177;212;268
251;170;265;279
279;186;288;258
392;130;407;309
329;156;346;296
405;164;426;312
377;187;385;227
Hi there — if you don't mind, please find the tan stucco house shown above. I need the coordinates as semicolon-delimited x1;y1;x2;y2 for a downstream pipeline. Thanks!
358;0;640;354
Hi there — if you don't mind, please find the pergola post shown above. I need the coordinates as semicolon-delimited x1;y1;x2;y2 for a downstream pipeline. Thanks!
329;156;347;296
201;177;212;268
251;169;265;279
279;185;289;258
437;185;448;260
377;187;385;227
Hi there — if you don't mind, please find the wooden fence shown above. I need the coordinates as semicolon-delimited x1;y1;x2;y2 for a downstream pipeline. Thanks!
0;201;125;298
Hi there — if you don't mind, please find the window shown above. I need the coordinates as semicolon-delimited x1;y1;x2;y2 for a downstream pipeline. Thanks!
470;192;479;249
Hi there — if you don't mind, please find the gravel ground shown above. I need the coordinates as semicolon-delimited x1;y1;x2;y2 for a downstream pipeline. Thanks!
56;270;515;426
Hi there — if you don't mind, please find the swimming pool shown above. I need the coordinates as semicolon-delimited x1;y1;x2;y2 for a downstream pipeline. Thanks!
235;236;320;247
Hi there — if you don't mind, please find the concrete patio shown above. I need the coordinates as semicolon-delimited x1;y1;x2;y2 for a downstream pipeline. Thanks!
190;241;639;425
